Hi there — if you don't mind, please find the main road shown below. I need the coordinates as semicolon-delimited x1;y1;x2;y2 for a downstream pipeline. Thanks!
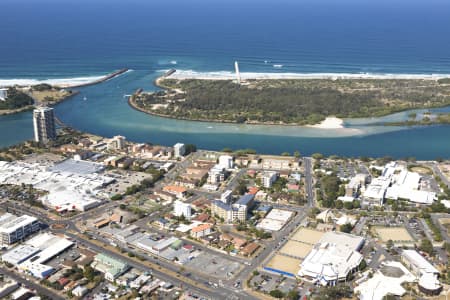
303;157;315;207
0;267;65;300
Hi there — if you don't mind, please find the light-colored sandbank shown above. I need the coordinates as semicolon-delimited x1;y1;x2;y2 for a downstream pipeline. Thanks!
0;76;105;88
164;69;450;81
306;117;344;129
0;69;131;89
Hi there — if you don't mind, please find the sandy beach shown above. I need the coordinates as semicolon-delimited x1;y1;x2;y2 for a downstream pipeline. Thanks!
164;70;450;81
0;76;105;88
0;69;130;88
307;117;344;129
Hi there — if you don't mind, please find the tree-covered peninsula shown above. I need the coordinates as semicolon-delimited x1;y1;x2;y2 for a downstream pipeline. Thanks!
130;78;450;125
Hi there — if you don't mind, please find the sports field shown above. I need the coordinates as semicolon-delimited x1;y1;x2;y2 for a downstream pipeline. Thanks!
279;240;312;259
290;227;324;245
266;254;302;276
374;226;414;243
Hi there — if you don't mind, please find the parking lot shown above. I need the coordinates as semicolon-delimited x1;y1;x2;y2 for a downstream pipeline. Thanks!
184;252;241;280
250;272;298;294
319;159;369;180
104;170;153;195
45;247;81;269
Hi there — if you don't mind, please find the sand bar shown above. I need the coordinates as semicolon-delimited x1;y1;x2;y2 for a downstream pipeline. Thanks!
165;70;450;81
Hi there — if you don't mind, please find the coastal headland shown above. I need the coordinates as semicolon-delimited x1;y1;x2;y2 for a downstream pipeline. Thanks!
129;71;450;127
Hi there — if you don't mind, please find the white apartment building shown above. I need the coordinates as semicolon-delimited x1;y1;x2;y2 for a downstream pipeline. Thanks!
174;143;186;158
33;107;56;143
262;171;279;188
173;200;191;219
218;155;234;169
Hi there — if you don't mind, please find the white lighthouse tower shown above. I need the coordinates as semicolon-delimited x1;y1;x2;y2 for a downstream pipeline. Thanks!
234;61;241;84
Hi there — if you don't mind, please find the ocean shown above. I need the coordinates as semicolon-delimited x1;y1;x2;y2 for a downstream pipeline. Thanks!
1;0;450;158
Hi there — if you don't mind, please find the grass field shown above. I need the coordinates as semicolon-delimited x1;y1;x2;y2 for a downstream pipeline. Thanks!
374;226;414;243
409;166;433;175
438;218;450;232
439;164;450;181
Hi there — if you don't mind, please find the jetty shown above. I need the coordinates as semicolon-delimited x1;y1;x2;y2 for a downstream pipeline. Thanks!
164;69;176;78
69;68;129;88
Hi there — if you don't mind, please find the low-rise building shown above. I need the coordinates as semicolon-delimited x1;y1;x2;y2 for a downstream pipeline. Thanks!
72;285;88;297
363;177;390;206
190;224;213;238
0;88;8;101
262;157;299;170
1;244;40;266
241;242;260;256
91;253;130;282
401;249;442;295
256;209;293;231
163;185;188;199
298;232;364;286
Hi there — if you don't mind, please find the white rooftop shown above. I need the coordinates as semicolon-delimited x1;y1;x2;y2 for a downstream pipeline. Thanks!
25;233;74;264
355;261;415;300
0;160;113;211
402;249;439;275
298;232;364;283
419;273;441;291
256;209;293;231
264;209;293;222
0;213;38;234
1;244;40;265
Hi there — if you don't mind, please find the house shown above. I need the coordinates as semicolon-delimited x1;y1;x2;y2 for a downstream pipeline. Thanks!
153;190;177;203
163;185;188;199
174;179;197;189
154;218;169;229
287;184;300;192
193;213;211;223
72;285;88;297
241;242;260;256
232;238;247;249
220;233;234;242
191;224;213;238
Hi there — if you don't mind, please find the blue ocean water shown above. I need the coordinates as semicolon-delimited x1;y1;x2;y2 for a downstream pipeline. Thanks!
1;0;450;158
1;0;450;77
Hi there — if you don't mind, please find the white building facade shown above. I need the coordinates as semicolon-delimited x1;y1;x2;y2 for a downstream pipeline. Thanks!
173;200;191;219
33;107;56;143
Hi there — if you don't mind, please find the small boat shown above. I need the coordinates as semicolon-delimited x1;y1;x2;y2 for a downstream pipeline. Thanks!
83;96;87;101
273;64;283;68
